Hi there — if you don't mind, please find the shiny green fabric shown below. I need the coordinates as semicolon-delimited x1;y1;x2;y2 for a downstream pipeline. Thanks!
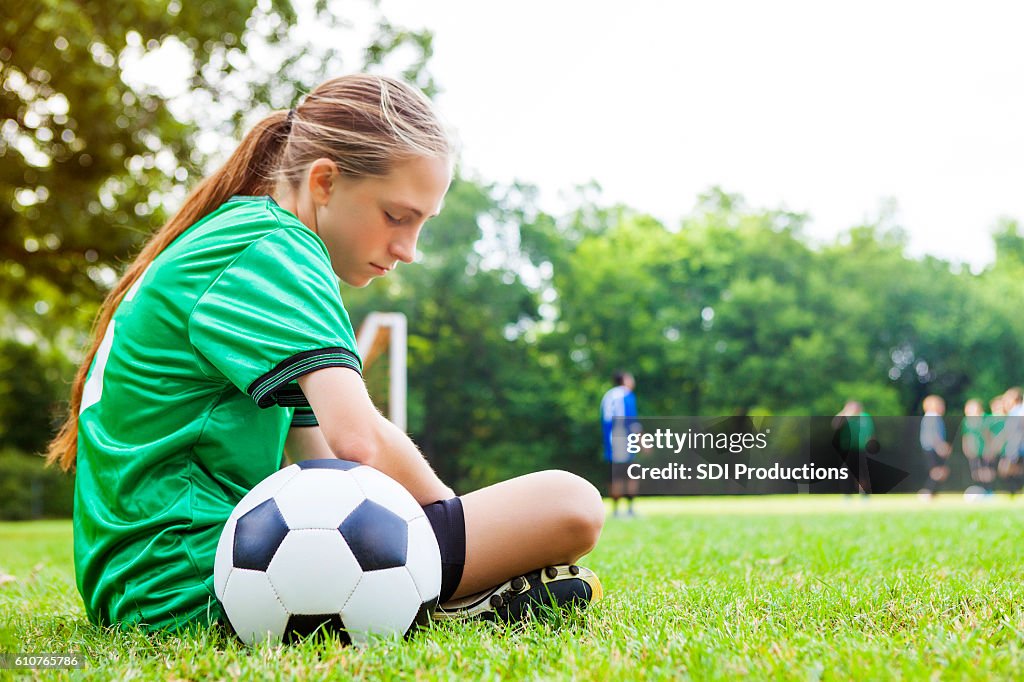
74;196;361;630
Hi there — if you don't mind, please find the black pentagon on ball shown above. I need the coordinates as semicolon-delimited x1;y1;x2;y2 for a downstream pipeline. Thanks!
338;499;408;571
233;498;290;571
283;613;351;645
296;458;360;471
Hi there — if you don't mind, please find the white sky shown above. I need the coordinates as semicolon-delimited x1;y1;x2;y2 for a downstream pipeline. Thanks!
375;0;1024;270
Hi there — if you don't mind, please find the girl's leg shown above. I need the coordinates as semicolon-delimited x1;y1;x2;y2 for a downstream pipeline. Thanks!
453;470;604;598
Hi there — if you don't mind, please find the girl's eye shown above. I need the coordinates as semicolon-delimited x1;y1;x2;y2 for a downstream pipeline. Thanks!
385;212;404;225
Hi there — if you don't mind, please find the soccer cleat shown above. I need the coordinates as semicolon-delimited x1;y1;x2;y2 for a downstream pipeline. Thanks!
432;565;603;623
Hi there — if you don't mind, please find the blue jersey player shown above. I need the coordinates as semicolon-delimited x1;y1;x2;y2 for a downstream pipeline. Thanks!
601;371;641;517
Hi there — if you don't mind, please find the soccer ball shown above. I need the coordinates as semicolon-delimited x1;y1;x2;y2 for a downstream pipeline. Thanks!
963;485;989;502
213;458;442;646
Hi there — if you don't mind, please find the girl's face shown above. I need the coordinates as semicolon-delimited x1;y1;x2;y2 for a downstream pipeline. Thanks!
307;155;451;287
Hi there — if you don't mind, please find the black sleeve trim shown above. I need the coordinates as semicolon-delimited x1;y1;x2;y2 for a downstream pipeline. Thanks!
247;347;362;408
276;386;309;407
290;406;320;428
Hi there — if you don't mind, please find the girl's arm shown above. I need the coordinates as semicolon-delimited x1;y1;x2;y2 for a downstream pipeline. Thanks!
297;366;455;504
284;425;334;463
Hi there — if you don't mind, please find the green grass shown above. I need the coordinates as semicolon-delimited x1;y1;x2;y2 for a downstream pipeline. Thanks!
2;496;1024;680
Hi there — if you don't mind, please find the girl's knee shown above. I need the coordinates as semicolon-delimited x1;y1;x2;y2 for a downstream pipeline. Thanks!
537;470;604;553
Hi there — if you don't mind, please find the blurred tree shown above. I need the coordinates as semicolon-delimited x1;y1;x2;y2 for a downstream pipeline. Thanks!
543;189;1024;434
820;219;1013;414
0;339;60;453
962;219;1024;405
992;218;1024;270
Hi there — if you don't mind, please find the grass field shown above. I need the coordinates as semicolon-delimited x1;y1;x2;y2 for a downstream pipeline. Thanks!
2;495;1023;680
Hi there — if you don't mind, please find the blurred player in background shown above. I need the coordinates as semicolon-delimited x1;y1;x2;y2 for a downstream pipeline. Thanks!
919;395;952;499
1000;387;1024;496
601;371;641;517
832;400;875;495
961;399;991;493
984;394;1008;493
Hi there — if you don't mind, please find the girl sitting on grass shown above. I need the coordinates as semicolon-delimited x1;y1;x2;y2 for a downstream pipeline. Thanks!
47;74;603;633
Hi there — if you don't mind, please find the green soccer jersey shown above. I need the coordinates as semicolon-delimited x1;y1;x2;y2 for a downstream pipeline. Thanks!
961;415;986;455
74;196;362;631
836;412;875;452
984;414;1007;457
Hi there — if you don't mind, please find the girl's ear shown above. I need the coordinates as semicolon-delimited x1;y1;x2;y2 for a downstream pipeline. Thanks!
307;158;339;205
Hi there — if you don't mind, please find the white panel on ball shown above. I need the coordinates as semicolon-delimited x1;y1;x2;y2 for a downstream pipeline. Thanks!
274;469;364;529
213;516;237;598
404;516;442;601
230;466;302;520
221;569;290;645
348;466;424;522
341;567;421;646
266;529;363;614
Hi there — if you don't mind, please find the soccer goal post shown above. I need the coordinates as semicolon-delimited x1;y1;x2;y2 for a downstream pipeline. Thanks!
355;312;408;431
